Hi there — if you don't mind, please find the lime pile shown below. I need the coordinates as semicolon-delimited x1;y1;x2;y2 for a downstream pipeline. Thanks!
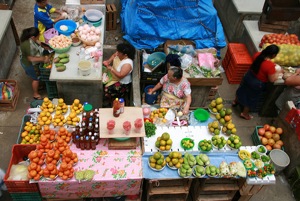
222;122;237;135
208;97;224;113
181;138;194;150
211;135;226;149
155;132;172;151
251;151;260;160
148;152;166;170
198;139;212;152
165;151;183;169
208;121;221;135
227;134;242;149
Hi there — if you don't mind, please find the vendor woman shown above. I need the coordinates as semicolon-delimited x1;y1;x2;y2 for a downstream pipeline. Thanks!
149;66;192;115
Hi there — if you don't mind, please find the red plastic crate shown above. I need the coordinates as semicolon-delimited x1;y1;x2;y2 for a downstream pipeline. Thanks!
4;144;38;192
225;70;242;84
228;44;253;66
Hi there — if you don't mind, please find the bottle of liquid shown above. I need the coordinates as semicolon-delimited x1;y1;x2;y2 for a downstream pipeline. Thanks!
94;132;99;145
113;98;121;117
81;122;87;135
79;136;85;150
71;128;77;143
94;124;99;134
119;98;125;113
79;128;84;137
85;136;91;150
82;112;87;123
75;123;80;133
90;136;97;150
94;118;99;128
88;122;94;133
83;104;93;120
75;135;80;148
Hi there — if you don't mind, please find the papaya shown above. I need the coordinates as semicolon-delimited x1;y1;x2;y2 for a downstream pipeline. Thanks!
56;65;66;72
58;53;69;59
55;63;64;67
59;58;69;64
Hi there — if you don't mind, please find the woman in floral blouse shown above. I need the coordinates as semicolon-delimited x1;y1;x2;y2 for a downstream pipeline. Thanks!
149;66;192;115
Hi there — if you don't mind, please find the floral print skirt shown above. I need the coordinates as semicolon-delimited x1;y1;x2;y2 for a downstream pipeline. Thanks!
104;82;131;101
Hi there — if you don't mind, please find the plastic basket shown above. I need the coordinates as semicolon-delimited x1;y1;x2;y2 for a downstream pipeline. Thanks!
44;28;58;44
4;144;38;192
17;114;31;144
39;66;51;81
45;81;58;99
9;192;42;201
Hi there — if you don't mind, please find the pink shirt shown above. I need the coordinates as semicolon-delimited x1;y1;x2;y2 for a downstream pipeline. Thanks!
160;74;191;99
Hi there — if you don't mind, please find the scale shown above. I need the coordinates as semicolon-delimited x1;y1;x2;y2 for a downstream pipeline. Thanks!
82;15;102;27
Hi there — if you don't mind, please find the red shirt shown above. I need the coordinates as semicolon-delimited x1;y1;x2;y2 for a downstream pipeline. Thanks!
253;52;276;82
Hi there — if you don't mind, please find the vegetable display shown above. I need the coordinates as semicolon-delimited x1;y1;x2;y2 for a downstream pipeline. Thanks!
144;122;156;138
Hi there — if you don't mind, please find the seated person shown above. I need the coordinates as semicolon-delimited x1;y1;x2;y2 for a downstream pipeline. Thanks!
149;66;192;115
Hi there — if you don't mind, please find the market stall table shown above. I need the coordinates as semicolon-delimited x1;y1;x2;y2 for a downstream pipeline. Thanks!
49;4;105;108
38;139;143;199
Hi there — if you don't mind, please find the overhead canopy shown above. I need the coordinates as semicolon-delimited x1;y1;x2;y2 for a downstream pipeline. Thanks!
120;0;226;52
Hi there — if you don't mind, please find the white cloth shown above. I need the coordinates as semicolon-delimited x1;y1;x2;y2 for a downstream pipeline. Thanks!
117;58;133;84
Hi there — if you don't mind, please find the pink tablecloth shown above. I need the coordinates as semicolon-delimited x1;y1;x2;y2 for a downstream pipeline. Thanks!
38;138;143;198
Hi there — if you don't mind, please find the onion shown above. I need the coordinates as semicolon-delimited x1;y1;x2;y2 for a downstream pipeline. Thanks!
78;26;83;31
83;24;89;29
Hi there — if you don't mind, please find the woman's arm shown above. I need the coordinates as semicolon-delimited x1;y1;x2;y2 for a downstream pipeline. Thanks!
268;72;280;83
27;55;49;63
103;52;117;66
183;94;192;115
148;82;163;95
285;74;300;86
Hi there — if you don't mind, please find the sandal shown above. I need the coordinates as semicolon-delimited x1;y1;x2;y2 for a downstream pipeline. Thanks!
240;113;253;120
33;96;43;100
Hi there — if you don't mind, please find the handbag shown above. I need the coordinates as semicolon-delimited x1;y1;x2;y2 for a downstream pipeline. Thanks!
0;82;15;100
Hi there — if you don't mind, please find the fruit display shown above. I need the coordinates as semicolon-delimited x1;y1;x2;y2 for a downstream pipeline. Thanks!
256;145;267;154
43;163;58;180
149;108;168;124
148;152;166;171
27;150;45;181
52;110;67;127
216;108;232;125
57;127;72;143
256;164;275;178
38;111;53;126
263;43;300;66
243;159;254;169
195;154;210;166
53;137;69;154
20;122;42;144
183;153;196;167
178;164;193;177
208;97;223;113
261;155;270;163
254;159;264;169
181;138;194;150
40;97;55;113
193;165;206;177
208;120;221;135
40;125;56;141
70;99;84;114
259;33;300;48
198;139;212;152
58;162;74;180
221;122;237;135
165;151;183;169
75;169;95;181
36;135;53;153
49;35;72;49
211;135;226;149
45;149;60;165
55;98;68;114
155;132;172;151
219;161;230;177
41;53;54;69
226;134;242;149
54;53;70;72
206;165;220;177
66;111;81;126
61;149;78;166
257;124;284;151
251;151;260;160
238;150;251;160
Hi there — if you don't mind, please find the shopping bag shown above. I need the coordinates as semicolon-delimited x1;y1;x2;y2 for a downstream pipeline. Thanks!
0;82;15;100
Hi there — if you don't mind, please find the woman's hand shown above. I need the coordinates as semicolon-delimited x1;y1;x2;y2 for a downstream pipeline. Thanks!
43;56;50;63
182;105;189;115
147;88;153;95
103;60;110;66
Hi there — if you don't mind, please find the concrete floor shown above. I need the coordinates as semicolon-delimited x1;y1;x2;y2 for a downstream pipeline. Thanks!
0;0;296;200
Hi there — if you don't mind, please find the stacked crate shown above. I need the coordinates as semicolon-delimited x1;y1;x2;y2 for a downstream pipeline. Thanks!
106;4;117;31
0;80;19;111
39;65;58;99
222;43;253;84
4;144;42;201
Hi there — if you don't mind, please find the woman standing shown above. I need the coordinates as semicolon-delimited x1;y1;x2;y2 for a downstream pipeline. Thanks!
149;66;192;115
103;43;136;106
233;44;281;120
20;27;50;100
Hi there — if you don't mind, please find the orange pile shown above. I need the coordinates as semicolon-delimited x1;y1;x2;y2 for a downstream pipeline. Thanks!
45;149;60;165
53;137;69;154
40;125;56;141
57;127;72;143
36;135;53;153
43;163;58;180
62;149;78;166
58;162;74;180
27;150;45;181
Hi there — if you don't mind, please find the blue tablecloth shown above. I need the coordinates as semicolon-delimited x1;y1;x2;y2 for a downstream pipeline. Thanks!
142;152;241;179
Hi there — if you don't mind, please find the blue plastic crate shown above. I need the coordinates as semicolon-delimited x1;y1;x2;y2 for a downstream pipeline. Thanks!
9;192;42;201
45;81;58;99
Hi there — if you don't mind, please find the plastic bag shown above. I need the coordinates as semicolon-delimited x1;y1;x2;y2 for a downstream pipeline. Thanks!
0;82;15;100
179;54;193;69
198;53;216;71
169;45;196;56
8;161;29;181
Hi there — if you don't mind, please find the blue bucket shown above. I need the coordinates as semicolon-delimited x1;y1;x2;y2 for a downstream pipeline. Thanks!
144;85;159;105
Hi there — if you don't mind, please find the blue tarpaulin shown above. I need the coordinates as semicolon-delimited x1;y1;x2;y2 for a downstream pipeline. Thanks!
120;0;226;52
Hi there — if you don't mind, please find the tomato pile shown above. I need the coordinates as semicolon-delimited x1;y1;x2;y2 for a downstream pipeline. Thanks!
259;34;300;48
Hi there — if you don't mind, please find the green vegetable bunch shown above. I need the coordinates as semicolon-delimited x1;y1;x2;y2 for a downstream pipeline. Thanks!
145;122;156;138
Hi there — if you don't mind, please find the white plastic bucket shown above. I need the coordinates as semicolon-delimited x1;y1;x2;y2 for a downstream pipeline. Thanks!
269;149;290;174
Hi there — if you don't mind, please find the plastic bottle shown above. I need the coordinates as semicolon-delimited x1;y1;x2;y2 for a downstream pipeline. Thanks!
85;136;91;150
88;122;94;133
113;98;121;117
84;104;93;120
79;47;85;61
94;124;99;134
75;135;80;148
71;128;77;143
79;128;83;137
82;112;87;123
94;132;99;145
119;98;125;113
90;136;97;150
